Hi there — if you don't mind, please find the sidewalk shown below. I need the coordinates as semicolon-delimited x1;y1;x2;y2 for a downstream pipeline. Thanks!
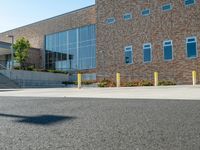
0;85;200;100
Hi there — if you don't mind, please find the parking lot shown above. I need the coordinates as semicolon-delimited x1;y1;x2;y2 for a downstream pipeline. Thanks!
0;97;199;150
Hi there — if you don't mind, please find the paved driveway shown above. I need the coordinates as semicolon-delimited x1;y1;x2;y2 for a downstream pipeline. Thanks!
0;97;199;150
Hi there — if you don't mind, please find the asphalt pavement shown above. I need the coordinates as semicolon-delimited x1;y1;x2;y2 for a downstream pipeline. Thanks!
0;97;199;150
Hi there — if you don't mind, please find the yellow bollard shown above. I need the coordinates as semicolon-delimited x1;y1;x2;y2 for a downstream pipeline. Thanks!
77;73;82;89
116;73;121;87
192;71;197;86
154;72;158;86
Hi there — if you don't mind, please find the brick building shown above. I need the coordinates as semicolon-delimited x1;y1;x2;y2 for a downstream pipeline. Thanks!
0;5;96;70
0;0;199;84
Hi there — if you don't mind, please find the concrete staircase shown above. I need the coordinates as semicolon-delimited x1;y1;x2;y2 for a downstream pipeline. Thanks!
0;73;19;89
15;80;66;88
0;70;69;88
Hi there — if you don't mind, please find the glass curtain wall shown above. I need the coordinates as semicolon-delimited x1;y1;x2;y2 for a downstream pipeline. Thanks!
45;24;96;71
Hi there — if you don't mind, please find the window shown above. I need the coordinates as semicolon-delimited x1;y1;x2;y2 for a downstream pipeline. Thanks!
123;13;132;21
163;40;173;61
143;43;152;63
45;24;96;71
105;17;116;24
162;3;172;12
186;37;197;58
141;9;150;16
184;0;196;6
124;46;133;64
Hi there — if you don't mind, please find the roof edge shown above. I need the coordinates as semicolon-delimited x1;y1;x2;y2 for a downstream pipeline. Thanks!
0;4;96;34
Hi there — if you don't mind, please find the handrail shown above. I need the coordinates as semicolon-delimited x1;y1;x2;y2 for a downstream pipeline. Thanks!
0;64;7;70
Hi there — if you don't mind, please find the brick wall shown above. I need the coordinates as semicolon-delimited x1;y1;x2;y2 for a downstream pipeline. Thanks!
96;0;200;84
25;48;42;69
1;1;200;85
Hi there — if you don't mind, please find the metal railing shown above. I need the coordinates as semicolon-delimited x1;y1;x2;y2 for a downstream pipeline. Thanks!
0;64;7;70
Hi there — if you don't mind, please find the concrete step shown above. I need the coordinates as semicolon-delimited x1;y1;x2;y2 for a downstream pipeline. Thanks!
15;80;66;88
19;83;66;88
0;72;66;88
20;85;66;88
0;73;19;89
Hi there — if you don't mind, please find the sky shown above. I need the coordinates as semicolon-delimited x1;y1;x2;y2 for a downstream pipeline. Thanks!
0;0;95;33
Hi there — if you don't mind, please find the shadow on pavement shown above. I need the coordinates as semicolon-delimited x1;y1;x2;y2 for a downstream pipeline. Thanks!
0;90;19;92
0;113;76;125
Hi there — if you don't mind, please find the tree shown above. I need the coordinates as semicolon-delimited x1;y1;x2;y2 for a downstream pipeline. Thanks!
13;37;31;69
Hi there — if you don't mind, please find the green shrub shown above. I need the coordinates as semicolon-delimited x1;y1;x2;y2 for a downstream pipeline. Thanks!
14;65;35;71
97;81;107;87
62;80;176;87
63;80;97;85
158;80;176;86
123;81;140;87
13;67;68;74
47;70;68;74
74;80;97;85
139;80;154;86
82;80;97;85
14;66;20;70
26;65;35;71
98;80;154;87
36;69;48;72
97;79;116;87
13;66;69;74
62;81;76;85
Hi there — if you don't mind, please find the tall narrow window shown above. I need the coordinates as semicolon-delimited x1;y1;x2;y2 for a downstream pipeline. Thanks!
186;37;197;58
143;43;152;63
123;13;132;21
141;9;150;16
163;40;173;61
124;46;133;64
162;3;172;12
105;17;116;25
184;0;196;6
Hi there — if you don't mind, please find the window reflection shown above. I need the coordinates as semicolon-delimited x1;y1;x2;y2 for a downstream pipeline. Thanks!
45;24;96;71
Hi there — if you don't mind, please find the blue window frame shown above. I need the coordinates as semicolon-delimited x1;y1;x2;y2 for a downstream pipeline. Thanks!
141;9;150;16
186;37;197;59
162;3;173;12
105;17;116;24
123;13;132;21
184;0;196;6
124;46;133;64
143;43;152;63
163;40;173;61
